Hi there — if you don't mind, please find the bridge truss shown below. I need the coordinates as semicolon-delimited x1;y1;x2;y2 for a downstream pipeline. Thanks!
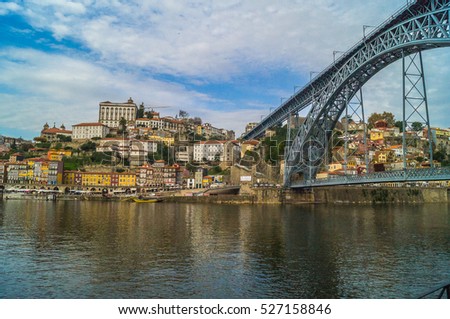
242;0;450;187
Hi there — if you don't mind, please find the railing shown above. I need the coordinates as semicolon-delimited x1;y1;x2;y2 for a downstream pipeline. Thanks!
417;282;450;299
291;167;450;188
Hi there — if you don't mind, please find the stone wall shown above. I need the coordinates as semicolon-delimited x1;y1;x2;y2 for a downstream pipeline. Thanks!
284;186;448;204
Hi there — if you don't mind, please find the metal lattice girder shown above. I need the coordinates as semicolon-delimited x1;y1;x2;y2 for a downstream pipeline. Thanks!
242;0;450;185
402;51;434;169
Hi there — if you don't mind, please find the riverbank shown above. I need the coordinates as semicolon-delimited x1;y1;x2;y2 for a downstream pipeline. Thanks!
1;186;449;204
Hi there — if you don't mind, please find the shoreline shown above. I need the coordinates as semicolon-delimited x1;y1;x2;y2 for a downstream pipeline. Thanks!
1;185;449;204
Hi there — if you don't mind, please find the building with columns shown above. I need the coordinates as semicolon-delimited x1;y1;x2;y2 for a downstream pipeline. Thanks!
99;98;137;128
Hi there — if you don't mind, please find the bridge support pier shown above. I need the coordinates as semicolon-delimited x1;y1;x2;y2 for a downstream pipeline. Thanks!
402;50;433;169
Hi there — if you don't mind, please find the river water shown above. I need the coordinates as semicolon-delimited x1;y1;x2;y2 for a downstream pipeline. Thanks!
0;199;449;299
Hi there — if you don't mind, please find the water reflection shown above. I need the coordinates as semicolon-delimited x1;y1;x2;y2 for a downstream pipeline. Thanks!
0;200;449;298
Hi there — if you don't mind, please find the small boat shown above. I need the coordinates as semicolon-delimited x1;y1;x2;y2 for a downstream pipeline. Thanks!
132;197;163;203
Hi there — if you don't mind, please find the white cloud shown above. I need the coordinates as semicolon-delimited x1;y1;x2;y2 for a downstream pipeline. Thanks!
0;2;21;15
2;0;450;141
16;0;407;80
0;47;226;137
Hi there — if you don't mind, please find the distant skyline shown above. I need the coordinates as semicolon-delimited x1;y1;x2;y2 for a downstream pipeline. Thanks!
1;0;450;141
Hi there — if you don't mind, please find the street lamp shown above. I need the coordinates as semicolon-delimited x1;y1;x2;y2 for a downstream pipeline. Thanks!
363;25;375;38
333;50;345;63
310;71;319;82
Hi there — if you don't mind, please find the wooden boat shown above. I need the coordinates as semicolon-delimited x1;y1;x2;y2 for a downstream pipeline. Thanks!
132;197;163;203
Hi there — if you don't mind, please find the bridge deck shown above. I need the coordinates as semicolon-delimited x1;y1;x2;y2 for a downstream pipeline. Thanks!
291;168;450;188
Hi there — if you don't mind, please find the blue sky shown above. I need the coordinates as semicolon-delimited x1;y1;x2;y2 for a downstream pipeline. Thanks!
1;0;449;140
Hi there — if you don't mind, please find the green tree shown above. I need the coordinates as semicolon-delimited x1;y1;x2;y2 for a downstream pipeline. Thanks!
119;117;127;133
368;112;396;129
394;121;404;132
137;103;145;118
80;141;97;152
411;121;424;132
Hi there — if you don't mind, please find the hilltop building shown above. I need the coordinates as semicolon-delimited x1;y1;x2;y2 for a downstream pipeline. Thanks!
99;97;137;128
72;122;110;140
40;123;72;142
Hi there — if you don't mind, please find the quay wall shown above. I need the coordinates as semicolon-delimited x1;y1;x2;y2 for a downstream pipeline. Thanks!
283;187;448;204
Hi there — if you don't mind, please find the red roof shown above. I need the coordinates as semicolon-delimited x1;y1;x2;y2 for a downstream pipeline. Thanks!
42;128;72;134
73;122;106;127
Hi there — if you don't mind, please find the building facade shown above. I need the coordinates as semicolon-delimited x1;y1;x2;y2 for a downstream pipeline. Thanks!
40;123;72;142
72;123;110;140
99;98;137;128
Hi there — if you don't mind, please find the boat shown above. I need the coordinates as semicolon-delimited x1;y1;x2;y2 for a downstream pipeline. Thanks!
132;197;163;203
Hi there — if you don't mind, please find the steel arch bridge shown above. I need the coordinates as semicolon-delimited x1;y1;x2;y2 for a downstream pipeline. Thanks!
242;0;450;187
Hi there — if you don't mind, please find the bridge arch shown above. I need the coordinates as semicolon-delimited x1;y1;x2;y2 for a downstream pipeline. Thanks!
243;1;450;186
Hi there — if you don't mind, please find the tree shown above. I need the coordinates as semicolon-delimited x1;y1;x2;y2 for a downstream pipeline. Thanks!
192;117;202;125
368;112;396;129
394;121;404;132
80;141;97;152
119;117;127;133
137;103;145;118
57;134;72;142
411;121;424;132
179;110;189;119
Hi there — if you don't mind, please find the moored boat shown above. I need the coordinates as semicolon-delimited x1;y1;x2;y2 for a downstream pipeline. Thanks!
131;197;163;203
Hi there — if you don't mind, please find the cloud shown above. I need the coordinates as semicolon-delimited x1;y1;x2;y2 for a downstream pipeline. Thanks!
0;47;228;137
15;0;407;80
0;2;21;15
2;0;450;142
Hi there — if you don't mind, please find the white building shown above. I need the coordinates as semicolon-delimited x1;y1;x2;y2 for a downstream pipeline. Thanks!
72;123;109;140
97;138;158;166
193;140;240;164
99;98;137;128
136;116;184;132
130;140;158;166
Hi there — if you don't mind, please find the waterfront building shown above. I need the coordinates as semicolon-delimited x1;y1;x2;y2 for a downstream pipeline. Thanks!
63;171;136;188
34;160;49;184
136;161;180;189
0;161;6;184
64;171;83;185
40;123;72;142
115;172;136;188
99;98;137;128
72;122;110;140
80;172;112;187
6;162;28;184
48;161;64;185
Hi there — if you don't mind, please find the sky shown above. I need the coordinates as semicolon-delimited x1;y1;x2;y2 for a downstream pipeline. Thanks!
1;0;450;141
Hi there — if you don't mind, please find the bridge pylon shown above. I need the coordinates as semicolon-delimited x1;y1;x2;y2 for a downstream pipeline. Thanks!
402;50;434;170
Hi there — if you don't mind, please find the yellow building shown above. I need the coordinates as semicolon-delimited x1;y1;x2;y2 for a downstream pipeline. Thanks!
147;135;175;145
241;140;259;157
370;131;384;141
48;149;72;161
117;173;136;187
81;172;112;187
196;125;203;136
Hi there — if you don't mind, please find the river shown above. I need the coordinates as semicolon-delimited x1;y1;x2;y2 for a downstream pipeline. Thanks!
0;199;449;298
